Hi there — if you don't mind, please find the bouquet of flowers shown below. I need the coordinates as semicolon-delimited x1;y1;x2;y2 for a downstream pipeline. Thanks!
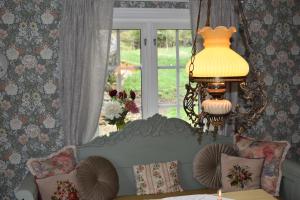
102;89;139;130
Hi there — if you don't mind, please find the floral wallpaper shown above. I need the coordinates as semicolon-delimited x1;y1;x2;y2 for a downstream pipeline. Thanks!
0;0;299;199
242;0;300;161
0;0;64;199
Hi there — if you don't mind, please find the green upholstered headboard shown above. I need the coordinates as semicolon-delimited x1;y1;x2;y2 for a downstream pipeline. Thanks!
77;114;233;195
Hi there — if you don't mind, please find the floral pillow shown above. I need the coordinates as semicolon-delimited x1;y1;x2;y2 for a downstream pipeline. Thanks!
133;160;183;195
221;153;264;192
26;146;77;179
234;134;290;196
36;169;80;200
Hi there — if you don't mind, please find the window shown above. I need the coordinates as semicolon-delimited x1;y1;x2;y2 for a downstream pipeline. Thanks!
157;29;191;120
100;30;142;134
100;8;191;135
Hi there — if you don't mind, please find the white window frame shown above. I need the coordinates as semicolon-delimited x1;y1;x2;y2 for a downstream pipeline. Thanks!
112;8;190;119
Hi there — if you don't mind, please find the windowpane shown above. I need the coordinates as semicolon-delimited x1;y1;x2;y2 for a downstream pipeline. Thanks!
179;30;192;66
179;68;189;104
157;29;192;120
120;30;141;66
158;68;176;105
157;30;176;66
100;30;142;135
159;106;177;118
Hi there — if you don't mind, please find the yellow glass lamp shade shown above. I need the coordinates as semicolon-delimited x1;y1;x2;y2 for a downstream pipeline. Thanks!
186;26;249;82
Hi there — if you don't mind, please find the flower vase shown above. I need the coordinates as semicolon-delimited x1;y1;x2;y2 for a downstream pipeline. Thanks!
116;120;126;131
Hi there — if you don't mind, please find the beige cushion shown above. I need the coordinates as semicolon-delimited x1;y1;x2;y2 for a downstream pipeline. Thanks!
36;169;80;200
221;153;264;192
133;160;183;195
77;156;119;200
193;144;237;189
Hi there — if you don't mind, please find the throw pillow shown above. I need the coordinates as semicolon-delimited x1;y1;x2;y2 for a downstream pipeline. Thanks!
76;156;119;200
36;169;80;200
133;160;183;195
27;146;77;179
234;134;290;196
221;153;264;192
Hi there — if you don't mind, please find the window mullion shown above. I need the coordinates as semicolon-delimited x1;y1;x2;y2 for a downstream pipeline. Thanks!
176;30;180;118
141;27;148;119
116;30;121;91
149;24;159;116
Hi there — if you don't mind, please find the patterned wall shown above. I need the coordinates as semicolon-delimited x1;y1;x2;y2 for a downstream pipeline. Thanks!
0;0;299;199
0;0;64;199
243;0;300;161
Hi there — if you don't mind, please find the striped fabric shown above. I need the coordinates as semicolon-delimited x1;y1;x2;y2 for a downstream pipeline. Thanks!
133;160;183;195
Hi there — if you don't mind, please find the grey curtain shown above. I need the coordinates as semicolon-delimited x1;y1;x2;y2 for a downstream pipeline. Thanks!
59;0;114;145
189;0;240;136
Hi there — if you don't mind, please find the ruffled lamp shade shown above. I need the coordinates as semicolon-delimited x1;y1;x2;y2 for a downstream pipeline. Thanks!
186;26;249;81
202;99;232;115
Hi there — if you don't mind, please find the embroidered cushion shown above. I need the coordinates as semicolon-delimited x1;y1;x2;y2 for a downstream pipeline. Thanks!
133;160;183;195
27;146;77;179
221;153;264;192
36;169;80;200
234;134;290;196
76;156;119;200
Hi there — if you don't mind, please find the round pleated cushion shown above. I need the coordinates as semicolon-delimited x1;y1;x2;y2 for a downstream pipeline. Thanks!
193;144;237;189
77;156;119;200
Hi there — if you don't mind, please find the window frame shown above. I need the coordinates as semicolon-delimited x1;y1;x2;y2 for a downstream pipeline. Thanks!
112;8;191;119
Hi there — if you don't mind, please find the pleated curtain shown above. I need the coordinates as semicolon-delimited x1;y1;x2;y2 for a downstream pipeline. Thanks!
59;0;114;145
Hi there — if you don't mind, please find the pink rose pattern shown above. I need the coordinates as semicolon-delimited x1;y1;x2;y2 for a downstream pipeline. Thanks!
26;146;77;179
133;161;183;195
227;164;253;189
0;0;299;198
51;180;80;200
235;135;290;196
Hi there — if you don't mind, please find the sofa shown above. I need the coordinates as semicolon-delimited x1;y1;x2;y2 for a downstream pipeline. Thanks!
15;114;300;200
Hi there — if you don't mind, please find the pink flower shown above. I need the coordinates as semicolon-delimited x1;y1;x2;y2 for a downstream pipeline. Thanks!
0;100;11;111
276;110;287;122
36;64;46;74
271;60;279;68
15;64;25;75
4;169;15;178
18;134;28;145
125;101;139;113
276;51;288;63
118;91;127;99
0;29;8;39
52;98;60;109
259;29;267;38
287;60;295;68
262;145;275;161
49;29;59;38
39;133;49;144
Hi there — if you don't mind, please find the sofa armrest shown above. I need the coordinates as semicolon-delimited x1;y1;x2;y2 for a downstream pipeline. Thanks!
15;172;38;200
280;160;300;200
